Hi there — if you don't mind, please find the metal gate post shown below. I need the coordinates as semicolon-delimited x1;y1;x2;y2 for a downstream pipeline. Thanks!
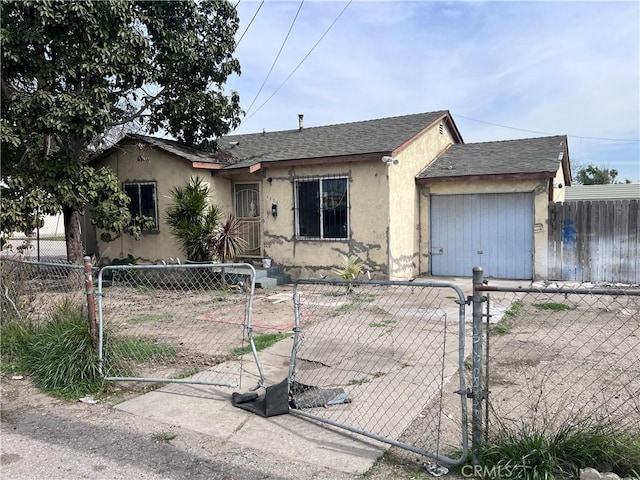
471;266;485;465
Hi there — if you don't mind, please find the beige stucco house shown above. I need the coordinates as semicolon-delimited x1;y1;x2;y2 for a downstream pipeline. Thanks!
90;111;571;281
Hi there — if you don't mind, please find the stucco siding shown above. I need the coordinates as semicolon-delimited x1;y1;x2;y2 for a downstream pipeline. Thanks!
551;164;566;202
258;162;390;280
388;122;456;279
94;143;231;263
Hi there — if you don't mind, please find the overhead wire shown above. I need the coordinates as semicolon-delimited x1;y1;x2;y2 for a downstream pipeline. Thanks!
452;113;640;142
242;0;352;124
245;1;304;116
235;0;264;48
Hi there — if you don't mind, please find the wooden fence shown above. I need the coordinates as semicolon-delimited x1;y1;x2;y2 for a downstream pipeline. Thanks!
548;200;639;284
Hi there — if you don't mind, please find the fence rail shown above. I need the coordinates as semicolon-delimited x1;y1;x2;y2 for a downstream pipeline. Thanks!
0;257;85;323
288;278;469;466
475;273;640;453
97;263;259;391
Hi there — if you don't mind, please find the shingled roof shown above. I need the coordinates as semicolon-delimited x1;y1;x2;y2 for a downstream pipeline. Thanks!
417;135;568;182
216;110;460;169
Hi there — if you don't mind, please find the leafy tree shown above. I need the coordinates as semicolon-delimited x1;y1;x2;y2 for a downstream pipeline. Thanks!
575;164;623;185
1;0;242;263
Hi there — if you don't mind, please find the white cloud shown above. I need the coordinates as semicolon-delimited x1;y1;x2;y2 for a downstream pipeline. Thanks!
226;0;639;182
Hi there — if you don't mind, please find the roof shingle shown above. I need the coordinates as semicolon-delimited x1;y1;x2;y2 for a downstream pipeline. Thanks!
418;135;567;180
217;111;452;168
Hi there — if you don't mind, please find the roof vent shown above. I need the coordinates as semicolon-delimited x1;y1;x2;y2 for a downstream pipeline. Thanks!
298;114;304;131
558;152;564;161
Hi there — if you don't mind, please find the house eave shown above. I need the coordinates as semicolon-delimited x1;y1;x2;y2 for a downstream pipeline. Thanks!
192;162;224;170
417;171;556;185
213;152;390;176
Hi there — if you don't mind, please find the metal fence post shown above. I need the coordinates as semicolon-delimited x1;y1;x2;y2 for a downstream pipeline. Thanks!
83;256;98;348
471;266;485;465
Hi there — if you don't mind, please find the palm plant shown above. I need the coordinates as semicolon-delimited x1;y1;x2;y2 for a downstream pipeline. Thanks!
333;254;365;294
214;213;248;263
165;177;220;262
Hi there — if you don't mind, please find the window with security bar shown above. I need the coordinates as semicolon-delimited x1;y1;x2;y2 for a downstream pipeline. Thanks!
123;182;158;230
295;177;349;240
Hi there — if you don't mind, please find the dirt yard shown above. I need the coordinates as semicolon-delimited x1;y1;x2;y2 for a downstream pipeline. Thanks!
2;274;639;479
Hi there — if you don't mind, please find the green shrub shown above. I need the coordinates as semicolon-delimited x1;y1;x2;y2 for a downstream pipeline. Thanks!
23;300;105;399
478;420;640;479
0;319;38;372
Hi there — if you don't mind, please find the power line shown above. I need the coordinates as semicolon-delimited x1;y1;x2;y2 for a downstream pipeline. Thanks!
243;0;352;124
245;1;304;116
235;0;264;48
453;112;640;143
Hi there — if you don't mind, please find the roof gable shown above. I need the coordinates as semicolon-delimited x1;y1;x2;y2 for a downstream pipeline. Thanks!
418;135;568;182
91;134;221;167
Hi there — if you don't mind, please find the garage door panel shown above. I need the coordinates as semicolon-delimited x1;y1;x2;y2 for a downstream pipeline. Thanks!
430;193;533;279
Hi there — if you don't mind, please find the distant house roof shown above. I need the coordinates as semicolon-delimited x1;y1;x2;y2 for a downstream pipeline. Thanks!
417;135;569;183
216;110;462;171
564;183;640;200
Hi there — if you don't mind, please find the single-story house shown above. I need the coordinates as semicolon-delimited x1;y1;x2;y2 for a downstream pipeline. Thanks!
89;110;571;280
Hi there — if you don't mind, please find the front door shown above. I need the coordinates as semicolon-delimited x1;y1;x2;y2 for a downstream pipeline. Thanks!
234;183;262;257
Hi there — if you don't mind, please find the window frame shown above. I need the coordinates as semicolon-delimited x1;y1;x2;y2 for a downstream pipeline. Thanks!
122;181;159;232
294;175;350;241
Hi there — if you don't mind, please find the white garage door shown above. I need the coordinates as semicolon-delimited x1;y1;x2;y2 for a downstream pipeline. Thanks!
430;193;534;279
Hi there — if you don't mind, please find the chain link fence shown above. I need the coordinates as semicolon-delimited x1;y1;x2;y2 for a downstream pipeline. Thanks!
97;263;258;391
0;257;85;324
476;277;640;439
288;278;469;466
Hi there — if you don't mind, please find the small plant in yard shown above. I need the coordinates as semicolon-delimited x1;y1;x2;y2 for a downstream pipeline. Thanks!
231;332;290;357
477;419;640;479
491;299;524;335
333;254;365;293
533;302;573;312
151;431;177;443
23;299;106;399
369;319;396;328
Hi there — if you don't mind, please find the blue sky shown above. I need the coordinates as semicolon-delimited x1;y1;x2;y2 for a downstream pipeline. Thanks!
224;0;640;183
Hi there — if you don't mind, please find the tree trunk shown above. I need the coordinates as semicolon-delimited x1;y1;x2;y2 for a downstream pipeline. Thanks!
64;206;84;264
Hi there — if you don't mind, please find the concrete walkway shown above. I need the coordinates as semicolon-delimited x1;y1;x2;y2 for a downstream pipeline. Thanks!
115;338;386;476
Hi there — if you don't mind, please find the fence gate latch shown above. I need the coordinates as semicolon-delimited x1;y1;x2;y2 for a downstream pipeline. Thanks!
455;387;474;398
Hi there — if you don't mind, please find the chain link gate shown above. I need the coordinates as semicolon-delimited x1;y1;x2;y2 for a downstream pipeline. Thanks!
286;278;469;466
97;263;262;390
473;268;640;472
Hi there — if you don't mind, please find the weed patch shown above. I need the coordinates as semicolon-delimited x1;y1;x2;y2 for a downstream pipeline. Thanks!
231;332;290;357
533;302;573;312
478;420;640;479
491;299;524;335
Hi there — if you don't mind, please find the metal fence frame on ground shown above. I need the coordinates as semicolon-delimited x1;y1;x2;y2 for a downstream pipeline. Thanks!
286;278;470;467
97;262;261;390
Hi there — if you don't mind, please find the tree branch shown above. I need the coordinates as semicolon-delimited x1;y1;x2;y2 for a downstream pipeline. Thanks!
111;86;166;127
